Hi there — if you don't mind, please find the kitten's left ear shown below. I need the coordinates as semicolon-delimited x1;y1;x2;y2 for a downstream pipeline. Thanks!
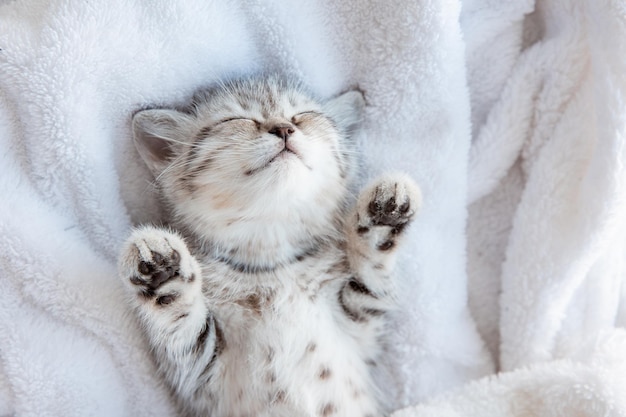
132;109;193;175
324;90;365;136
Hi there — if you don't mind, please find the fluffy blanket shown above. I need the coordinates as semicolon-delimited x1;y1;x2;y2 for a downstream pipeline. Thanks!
0;0;624;416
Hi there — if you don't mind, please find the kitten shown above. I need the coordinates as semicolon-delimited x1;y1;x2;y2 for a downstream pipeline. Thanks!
118;76;421;417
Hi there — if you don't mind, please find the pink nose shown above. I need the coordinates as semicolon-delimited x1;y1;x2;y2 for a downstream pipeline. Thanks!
268;125;295;141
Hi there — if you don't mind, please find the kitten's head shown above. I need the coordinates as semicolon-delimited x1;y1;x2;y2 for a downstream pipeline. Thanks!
132;76;364;256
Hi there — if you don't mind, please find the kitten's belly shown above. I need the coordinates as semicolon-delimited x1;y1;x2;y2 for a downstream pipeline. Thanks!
211;285;381;417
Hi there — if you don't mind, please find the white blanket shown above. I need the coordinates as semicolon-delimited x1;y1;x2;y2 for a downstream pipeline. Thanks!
0;0;624;416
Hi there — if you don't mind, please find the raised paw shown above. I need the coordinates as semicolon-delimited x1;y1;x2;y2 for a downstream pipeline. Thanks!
119;226;201;306
355;174;421;250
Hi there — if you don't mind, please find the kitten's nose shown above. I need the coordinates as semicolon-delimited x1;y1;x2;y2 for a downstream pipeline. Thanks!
268;124;295;141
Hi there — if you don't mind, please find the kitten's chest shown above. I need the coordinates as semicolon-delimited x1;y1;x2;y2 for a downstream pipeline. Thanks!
202;259;379;416
204;260;344;340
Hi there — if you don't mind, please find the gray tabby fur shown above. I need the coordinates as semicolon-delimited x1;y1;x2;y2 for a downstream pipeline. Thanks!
118;76;421;417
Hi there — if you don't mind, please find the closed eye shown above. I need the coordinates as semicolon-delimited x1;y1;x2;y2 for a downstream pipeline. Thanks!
291;111;322;125
218;117;261;127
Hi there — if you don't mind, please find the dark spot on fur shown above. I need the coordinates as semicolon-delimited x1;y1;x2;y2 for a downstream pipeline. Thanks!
179;175;198;193
348;279;373;296
318;367;332;380
130;275;144;285
156;293;177;306
373;263;385;270
365;359;377;367
357;226;369;234
174;313;189;322
198;318;226;384
194;316;212;353
338;287;365;322
266;372;277;384
325;257;349;276
244;294;262;315
307;342;317;353
184;160;212;187
377;240;395;251
195;315;225;357
214;319;225;355
294;244;321;263
273;390;286;403
197;125;213;139
319;403;336;416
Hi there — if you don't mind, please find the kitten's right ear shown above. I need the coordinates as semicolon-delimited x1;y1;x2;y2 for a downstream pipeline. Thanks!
132;109;192;175
324;90;365;137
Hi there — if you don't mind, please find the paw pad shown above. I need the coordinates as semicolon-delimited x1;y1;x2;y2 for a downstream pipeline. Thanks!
132;248;184;294
355;174;421;252
120;227;198;303
365;179;419;228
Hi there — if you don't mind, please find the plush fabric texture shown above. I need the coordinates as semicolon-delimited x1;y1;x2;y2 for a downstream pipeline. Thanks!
0;0;624;416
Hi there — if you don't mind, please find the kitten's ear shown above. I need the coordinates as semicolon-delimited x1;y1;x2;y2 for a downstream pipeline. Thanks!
132;109;192;175
324;90;365;136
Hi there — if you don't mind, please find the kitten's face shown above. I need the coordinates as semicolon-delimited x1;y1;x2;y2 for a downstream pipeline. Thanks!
132;77;363;237
184;81;349;201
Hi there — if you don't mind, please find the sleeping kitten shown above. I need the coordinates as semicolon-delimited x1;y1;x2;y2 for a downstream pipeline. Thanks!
119;76;421;417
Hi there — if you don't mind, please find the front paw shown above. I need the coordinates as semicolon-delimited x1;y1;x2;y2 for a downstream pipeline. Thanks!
119;226;200;306
356;174;421;249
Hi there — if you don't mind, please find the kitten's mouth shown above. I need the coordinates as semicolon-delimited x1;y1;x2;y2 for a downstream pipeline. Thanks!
275;147;298;160
245;145;311;176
